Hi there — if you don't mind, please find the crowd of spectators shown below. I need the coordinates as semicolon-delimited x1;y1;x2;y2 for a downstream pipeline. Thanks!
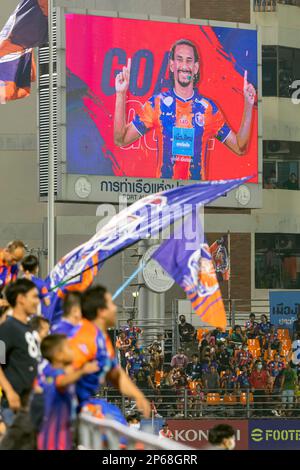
0;241;152;450
113;313;300;419
0;238;300;451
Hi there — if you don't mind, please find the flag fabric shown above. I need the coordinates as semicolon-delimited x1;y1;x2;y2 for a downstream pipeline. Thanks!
0;49;35;103
45;177;250;323
210;235;230;281
153;210;227;329
0;0;48;103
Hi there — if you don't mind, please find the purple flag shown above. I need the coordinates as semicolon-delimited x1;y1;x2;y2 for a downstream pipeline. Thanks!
0;0;48;102
153;210;227;329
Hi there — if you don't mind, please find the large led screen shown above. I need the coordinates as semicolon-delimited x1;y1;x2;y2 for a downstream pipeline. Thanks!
66;15;258;183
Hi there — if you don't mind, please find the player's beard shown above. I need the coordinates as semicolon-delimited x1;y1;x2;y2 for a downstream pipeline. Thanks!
177;70;193;88
178;79;192;88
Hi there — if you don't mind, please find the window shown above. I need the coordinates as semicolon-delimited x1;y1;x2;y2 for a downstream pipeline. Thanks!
254;1;300;12
278;47;293;97
277;162;299;189
263;141;300;189
255;234;300;289
262;46;278;96
262;46;300;97
263;161;277;188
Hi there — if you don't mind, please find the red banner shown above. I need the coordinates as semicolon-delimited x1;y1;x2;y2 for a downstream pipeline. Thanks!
167;419;249;450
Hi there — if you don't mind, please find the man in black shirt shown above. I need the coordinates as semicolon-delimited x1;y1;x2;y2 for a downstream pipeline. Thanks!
216;343;232;371
178;315;195;355
0;279;40;425
135;364;155;395
186;354;202;381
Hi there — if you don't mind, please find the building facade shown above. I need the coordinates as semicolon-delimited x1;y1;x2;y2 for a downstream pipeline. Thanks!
0;0;299;324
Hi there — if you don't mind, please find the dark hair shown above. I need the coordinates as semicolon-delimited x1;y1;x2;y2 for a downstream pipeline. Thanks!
0;305;9;319
6;240;26;252
21;255;39;273
81;285;108;321
169;39;200;86
5;279;37;308
29;316;49;333
261;314;268;321
41;334;66;363
126;413;141;423
250;313;255;318
63;291;82;318
208;424;235;445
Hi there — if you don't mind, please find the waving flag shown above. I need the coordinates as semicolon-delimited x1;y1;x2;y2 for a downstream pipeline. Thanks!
0;0;48;102
153;211;226;329
210;235;230;281
46;177;249;323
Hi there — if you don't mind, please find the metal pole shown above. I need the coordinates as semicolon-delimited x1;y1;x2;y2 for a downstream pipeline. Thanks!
121;395;126;415
47;0;55;271
184;388;188;418
185;0;191;19
246;388;251;419
227;230;232;326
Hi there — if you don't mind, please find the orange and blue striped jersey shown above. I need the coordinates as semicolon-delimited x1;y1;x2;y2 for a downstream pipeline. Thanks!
36;363;74;450
69;319;119;405
0;250;19;291
51;319;81;337
132;88;231;180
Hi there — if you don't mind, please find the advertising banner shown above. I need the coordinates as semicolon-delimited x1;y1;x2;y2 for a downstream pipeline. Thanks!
270;291;300;331
167;419;249;449
249;419;300;450
66;15;258;187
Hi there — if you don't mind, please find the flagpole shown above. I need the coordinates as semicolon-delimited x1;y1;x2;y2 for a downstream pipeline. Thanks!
47;0;55;271
227;230;231;324
112;263;144;301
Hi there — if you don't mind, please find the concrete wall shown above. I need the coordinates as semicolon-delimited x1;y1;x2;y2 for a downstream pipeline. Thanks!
255;4;300;141
54;0;186;17
1;1;300;316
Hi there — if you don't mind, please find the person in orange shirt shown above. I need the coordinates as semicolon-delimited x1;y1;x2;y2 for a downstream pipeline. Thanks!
69;285;150;425
0;240;26;307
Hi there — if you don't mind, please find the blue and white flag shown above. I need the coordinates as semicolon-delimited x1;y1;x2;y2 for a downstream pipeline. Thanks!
46;177;250;323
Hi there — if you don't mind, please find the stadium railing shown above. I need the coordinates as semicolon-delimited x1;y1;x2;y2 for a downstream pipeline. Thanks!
100;388;300;420
253;0;300;11
78;413;192;450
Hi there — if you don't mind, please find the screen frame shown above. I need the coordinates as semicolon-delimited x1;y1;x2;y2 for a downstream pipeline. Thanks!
39;7;262;208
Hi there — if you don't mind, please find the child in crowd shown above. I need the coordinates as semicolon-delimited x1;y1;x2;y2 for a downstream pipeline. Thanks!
33;334;99;450
21;255;51;316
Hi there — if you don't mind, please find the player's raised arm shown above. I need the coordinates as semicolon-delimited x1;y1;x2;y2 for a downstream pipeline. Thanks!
114;58;141;147
107;367;151;418
224;70;256;156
